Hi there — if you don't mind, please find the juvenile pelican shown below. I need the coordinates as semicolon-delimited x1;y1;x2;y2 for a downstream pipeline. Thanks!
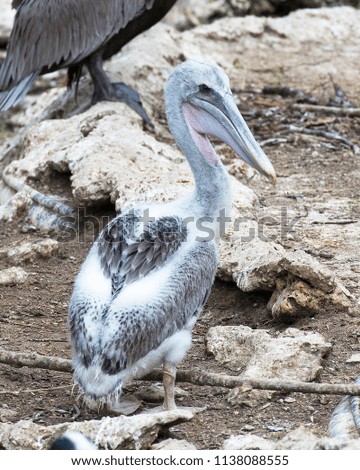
69;60;276;411
0;0;177;124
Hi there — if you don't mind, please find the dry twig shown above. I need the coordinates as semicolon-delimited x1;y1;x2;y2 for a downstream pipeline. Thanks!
0;349;72;372
0;385;71;396
292;103;360;117
283;124;360;154
2;349;360;397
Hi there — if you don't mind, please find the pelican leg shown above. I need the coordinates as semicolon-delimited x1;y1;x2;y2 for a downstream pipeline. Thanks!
87;53;153;127
162;362;177;411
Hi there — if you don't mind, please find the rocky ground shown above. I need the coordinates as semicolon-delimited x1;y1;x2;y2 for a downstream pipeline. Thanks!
1;2;360;450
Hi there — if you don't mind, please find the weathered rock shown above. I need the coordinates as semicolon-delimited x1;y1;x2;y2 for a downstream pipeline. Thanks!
277;426;321;450
346;354;360;363
0;409;198;450
218;237;353;319
0;405;17;423
166;0;360;30
277;426;360;450
0;188;31;222
164;0;232;30
1;100;257;214
0;239;59;264
223;426;360;450
226;385;272;406
134;383;189;403
268;279;353;322
151;438;197;450
206;326;331;381
0;267;28;285
223;434;276;450
228;0;256;15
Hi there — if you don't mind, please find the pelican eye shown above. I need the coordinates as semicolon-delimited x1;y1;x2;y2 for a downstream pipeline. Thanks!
199;84;211;93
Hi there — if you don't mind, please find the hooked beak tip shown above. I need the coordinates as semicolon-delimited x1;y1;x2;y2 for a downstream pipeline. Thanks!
268;171;277;186
256;158;276;185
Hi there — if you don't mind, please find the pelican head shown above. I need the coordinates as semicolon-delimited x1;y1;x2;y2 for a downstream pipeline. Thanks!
165;60;276;183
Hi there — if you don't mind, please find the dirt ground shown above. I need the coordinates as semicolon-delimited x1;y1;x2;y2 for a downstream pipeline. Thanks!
1;69;360;448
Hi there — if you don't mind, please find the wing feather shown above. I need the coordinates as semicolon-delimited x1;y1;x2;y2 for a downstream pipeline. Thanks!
98;210;187;296
0;0;154;90
11;0;23;9
100;242;218;375
0;72;38;110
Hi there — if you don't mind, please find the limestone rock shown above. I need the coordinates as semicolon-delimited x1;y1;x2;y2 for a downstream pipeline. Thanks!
223;434;275;450
277;426;360;450
0;405;17;423
268;279;353;322
221;239;320;293
226;386;272;407
228;0;254;15
0;189;31;223
165;0;357;30
206;326;332;381
152;438;197;450
134;383;189;403
0;267;28;285
0;239;59;264
346;354;360;363
223;426;360;450
2;98;258;212
164;0;232;30
218;237;353;319
0;409;198;450
277;426;321;450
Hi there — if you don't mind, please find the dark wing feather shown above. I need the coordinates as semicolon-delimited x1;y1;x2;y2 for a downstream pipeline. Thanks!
0;72;38;110
0;0;156;90
97;210;188;296
11;0;23;9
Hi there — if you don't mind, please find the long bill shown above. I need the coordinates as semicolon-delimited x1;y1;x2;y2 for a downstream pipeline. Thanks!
186;91;276;184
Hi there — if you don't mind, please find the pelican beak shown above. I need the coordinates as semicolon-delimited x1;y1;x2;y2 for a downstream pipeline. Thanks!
188;91;276;183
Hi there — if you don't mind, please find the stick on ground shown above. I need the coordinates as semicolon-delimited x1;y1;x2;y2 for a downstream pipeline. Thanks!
283;124;360;154
292;103;360;117
1;349;360;397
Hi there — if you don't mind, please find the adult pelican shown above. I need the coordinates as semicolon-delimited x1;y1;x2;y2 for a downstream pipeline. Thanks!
0;0;177;124
69;60;276;411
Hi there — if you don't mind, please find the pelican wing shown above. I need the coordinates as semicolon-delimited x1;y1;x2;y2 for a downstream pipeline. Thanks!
98;211;187;296
0;0;156;90
99;241;217;376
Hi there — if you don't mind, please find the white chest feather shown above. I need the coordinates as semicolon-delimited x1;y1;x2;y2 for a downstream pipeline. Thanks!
73;245;111;302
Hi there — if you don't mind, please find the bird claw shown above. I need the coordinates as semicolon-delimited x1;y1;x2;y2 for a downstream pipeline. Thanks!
111;82;154;128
